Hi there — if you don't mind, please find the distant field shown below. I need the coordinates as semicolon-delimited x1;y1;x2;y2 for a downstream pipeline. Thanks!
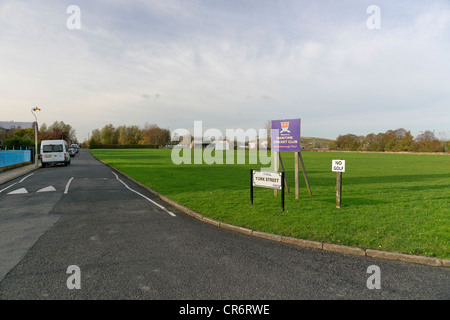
301;136;332;149
91;149;450;259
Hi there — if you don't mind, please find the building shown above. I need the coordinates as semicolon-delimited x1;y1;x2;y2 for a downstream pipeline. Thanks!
0;121;34;130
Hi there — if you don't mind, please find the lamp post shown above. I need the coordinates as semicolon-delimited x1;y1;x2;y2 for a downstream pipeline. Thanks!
31;107;41;167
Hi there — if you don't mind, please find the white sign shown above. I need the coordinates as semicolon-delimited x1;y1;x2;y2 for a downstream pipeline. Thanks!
332;160;346;172
253;171;282;190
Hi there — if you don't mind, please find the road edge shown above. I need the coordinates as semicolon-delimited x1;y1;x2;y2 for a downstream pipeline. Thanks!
91;151;449;268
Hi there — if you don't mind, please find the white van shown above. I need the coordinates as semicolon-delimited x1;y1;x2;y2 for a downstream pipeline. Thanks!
40;140;71;167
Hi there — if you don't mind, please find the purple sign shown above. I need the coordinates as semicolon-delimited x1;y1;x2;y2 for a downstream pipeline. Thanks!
271;118;301;152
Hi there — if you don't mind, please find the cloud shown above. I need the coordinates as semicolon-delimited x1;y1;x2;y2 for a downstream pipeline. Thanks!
142;93;161;100
0;0;449;141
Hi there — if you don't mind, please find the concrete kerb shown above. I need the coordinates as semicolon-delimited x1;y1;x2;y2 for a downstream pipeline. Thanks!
91;152;450;268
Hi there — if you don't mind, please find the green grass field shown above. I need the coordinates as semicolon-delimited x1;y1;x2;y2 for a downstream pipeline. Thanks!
91;149;450;259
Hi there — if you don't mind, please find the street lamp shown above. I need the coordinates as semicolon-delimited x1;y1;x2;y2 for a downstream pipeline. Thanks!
31;107;42;168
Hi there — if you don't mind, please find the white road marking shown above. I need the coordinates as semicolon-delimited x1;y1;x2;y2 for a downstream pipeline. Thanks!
19;173;34;183
7;188;28;195
0;173;34;194
37;186;56;193
112;172;176;217
64;177;74;194
0;182;18;194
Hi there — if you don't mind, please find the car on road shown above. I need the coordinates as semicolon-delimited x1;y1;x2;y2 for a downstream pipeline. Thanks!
68;147;77;157
70;144;79;154
40;140;71;167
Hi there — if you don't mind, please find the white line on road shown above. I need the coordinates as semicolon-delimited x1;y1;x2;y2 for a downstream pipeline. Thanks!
64;177;74;194
112;172;176;217
0;173;35;194
0;182;18;194
19;173;34;183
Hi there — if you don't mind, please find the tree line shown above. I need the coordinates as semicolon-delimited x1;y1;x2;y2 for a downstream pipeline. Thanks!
0;121;77;150
87;123;171;148
4;122;447;153
328;128;449;153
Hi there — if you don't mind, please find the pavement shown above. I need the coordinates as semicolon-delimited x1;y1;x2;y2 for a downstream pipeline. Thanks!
0;163;40;186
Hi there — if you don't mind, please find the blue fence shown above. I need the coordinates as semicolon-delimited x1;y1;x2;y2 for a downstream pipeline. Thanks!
0;149;31;168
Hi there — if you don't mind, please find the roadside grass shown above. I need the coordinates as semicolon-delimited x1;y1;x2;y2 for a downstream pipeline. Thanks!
91;149;450;259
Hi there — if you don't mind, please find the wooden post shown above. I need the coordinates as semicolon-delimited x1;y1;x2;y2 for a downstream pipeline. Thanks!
336;171;342;208
273;151;278;196
281;171;285;212
295;151;299;199
278;153;289;193
299;151;312;197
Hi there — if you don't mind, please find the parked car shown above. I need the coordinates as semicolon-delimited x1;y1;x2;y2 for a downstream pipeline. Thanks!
68;147;77;157
40;140;71;167
70;144;79;153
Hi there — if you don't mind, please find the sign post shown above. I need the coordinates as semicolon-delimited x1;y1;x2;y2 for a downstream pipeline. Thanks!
294;152;299;199
298;151;312;197
273;151;279;196
336;171;342;208
251;170;285;211
271;118;311;198
332;160;345;208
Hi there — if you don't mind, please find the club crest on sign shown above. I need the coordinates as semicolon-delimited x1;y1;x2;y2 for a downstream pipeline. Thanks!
280;122;291;134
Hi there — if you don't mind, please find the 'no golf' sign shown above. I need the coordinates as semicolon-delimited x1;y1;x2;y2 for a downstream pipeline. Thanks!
332;160;346;172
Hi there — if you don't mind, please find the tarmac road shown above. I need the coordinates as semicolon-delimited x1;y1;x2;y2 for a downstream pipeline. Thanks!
0;149;448;301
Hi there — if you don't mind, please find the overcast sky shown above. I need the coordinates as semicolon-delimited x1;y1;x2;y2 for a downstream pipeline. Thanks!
1;0;449;142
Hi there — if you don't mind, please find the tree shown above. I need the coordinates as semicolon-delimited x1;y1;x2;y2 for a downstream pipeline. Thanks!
381;128;414;152
117;125;142;145
361;133;378;151
38;121;77;144
13;128;35;140
414;131;443;152
117;126;127;145
328;140;337;150
49;121;77;142
40;123;47;133
91;129;101;141
393;129;414;152
100;124;118;145
140;124;170;146
333;128;444;153
382;130;397;151
336;134;363;151
87;129;101;147
2;136;33;150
